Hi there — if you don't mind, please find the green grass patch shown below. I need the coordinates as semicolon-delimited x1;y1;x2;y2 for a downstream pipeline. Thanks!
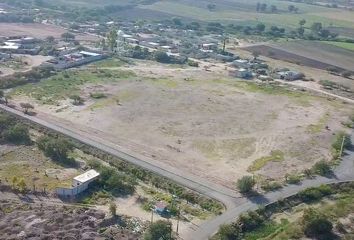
235;82;313;106
248;150;284;172
307;112;330;133
91;58;126;68
244;219;289;240
12;69;135;104
322;41;354;51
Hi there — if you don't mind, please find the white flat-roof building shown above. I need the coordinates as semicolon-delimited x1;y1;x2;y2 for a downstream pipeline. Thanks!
56;169;100;198
73;169;100;186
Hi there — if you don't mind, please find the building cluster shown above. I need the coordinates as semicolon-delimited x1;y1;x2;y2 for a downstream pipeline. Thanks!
0;36;41;55
46;50;106;69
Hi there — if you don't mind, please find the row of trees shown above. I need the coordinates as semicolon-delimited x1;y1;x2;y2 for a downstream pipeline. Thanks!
256;3;299;13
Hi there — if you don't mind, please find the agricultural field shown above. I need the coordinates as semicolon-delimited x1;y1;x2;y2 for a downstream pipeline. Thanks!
243;40;354;71
138;0;354;29
34;0;354;30
322;41;354;51
9;59;354;188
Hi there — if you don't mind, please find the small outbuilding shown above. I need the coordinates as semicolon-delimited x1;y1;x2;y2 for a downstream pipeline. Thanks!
56;169;100;198
229;68;253;79
275;71;304;81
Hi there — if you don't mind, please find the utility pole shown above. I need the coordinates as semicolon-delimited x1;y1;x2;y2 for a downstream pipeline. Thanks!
150;207;154;223
176;206;181;235
339;135;346;158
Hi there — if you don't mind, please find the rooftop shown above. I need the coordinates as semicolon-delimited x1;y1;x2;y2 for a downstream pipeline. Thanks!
73;169;100;183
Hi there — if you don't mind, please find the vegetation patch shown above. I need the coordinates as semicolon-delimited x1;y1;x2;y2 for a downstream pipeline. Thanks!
12;69;135;104
307;112;330;133
213;182;354;240
248;150;284;172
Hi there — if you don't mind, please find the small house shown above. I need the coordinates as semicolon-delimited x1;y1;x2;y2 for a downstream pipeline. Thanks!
275;71;304;81
231;59;251;68
56;169;100;198
229;68;253;79
201;43;218;51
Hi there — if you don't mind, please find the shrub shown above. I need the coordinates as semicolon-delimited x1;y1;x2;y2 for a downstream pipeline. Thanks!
144;220;172;240
261;181;282;192
332;132;351;155
187;60;199;67
213;224;242;240
2;124;31;145
312;161;332;176
299;185;332;202
302;208;333;238
37;135;74;164
238;211;265;232
286;174;302;184
237;176;255;193
109;202;117;216
90;92;106;99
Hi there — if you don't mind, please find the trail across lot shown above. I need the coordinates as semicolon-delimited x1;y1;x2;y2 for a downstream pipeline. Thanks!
0;103;353;240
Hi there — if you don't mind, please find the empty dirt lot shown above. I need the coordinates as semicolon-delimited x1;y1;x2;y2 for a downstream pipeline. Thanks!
0;23;98;41
11;61;354;188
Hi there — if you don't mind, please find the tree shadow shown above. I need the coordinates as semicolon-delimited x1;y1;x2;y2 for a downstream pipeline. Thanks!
25;111;37;116
244;191;270;205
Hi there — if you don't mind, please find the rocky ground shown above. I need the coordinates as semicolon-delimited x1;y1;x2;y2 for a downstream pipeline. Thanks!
0;199;144;240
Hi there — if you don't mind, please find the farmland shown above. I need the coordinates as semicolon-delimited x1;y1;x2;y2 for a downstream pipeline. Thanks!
243;40;354;71
29;0;354;31
138;0;354;29
9;60;354;188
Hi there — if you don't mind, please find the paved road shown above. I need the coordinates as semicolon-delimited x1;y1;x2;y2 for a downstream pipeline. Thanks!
1;104;353;240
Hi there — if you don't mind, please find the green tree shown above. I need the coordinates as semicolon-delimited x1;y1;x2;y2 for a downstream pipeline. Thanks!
37;136;74;163
311;22;323;34
270;5;277;13
4;94;11;106
215;224;242;240
107;28;118;52
61;32;75;42
302;208;333;238
144;220;172;240
3;124;31;145
69;95;84;105
256;23;266;32
154;51;171;63
299;19;306;26
0;90;4;100
237;176;255;193
20;102;34;114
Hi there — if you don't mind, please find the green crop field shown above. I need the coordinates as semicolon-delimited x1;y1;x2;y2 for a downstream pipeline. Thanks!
137;0;354;29
322;41;354;51
41;0;354;30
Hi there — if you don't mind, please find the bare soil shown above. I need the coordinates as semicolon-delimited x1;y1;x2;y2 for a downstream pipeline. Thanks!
0;23;98;41
16;60;354;188
0;199;141;240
